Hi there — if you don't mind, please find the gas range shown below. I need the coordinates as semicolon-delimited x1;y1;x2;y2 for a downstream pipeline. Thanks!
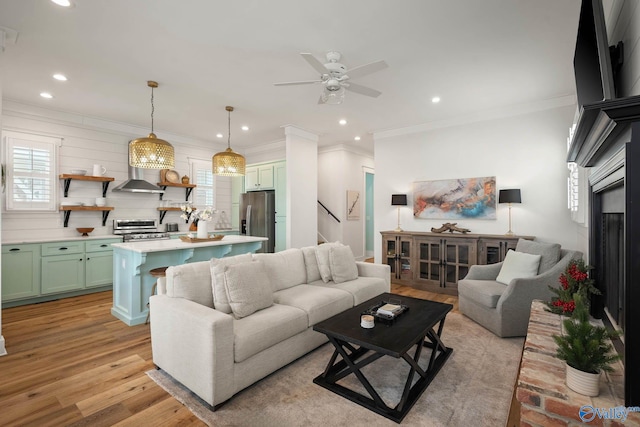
113;219;170;242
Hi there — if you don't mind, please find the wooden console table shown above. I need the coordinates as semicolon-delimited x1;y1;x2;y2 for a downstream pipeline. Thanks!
380;231;533;295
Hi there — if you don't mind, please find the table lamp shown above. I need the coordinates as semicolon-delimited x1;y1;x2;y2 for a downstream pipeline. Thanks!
499;189;521;236
391;194;408;232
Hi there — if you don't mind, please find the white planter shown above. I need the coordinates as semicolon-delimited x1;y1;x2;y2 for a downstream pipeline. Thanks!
566;363;600;396
197;220;209;239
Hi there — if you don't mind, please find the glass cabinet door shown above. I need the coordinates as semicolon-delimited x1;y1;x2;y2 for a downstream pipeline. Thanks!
417;239;440;284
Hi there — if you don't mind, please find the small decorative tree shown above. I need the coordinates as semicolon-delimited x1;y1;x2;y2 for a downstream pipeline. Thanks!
546;259;600;315
553;293;620;396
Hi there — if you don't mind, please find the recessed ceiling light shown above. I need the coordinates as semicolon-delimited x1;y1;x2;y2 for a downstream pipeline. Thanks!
354;136;361;141
241;126;249;131
216;133;223;138
53;73;67;81
40;92;53;99
339;119;347;125
51;0;72;6
431;96;441;103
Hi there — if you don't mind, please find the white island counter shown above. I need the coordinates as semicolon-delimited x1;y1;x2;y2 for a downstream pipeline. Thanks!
111;235;267;326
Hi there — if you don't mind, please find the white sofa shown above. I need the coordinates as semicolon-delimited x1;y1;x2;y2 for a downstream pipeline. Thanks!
149;244;390;408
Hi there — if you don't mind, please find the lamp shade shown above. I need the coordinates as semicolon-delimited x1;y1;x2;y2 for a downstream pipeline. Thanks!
391;194;408;206
499;189;522;204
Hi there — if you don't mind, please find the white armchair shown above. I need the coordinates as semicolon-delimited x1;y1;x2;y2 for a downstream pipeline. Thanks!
458;239;582;337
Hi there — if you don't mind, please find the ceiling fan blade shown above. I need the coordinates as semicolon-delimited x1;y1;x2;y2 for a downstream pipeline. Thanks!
345;82;382;98
301;53;329;75
274;80;322;86
345;60;388;79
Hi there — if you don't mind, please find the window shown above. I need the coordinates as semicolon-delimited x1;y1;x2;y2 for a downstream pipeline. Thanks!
190;158;215;208
3;131;60;211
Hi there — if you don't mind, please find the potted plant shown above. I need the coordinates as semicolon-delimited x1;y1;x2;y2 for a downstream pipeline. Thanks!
546;259;600;316
553;293;621;396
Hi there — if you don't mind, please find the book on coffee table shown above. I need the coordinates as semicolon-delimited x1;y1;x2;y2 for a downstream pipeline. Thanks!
377;303;403;316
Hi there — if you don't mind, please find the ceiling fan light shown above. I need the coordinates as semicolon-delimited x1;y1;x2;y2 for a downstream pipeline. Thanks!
322;87;345;105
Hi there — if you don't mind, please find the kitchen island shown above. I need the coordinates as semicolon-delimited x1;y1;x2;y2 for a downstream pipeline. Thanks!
111;235;267;326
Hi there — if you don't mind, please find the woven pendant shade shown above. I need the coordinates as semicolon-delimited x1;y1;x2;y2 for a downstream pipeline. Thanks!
129;81;175;169
212;106;245;176
129;133;175;169
213;148;245;176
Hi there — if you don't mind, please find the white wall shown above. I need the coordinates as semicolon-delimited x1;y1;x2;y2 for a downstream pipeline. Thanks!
373;104;582;263
1;101;230;242
606;0;640;97
0;35;6;356
285;126;317;249
318;145;374;259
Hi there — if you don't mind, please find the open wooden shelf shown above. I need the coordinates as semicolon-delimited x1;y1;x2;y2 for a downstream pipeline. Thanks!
59;206;114;227
157;182;196;200
59;174;115;197
156;207;197;224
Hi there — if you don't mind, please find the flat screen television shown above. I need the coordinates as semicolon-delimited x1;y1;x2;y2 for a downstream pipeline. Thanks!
573;0;617;109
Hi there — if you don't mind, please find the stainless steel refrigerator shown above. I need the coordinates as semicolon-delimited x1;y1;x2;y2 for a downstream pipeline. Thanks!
240;190;275;253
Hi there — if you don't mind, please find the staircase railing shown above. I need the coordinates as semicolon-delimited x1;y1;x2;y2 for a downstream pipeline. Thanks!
317;200;340;223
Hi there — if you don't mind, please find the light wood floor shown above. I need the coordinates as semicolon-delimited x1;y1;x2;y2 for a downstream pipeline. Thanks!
0;285;457;426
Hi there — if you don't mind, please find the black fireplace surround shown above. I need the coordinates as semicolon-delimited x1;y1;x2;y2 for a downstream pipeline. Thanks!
568;98;640;406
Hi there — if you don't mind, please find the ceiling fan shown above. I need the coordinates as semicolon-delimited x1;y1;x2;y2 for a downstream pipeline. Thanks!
274;51;388;104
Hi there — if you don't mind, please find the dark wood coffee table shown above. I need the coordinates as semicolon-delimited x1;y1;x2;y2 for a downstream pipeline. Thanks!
312;293;453;423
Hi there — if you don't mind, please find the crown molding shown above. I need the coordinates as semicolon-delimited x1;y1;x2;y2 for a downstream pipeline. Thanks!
282;124;319;141
374;95;577;140
319;143;373;159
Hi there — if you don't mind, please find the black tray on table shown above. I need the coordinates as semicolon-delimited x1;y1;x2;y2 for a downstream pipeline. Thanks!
361;300;409;324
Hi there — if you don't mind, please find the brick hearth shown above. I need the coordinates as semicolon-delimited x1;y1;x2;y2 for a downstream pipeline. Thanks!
516;301;639;426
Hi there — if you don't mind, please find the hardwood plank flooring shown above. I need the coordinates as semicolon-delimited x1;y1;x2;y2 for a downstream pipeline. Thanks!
0;284;457;426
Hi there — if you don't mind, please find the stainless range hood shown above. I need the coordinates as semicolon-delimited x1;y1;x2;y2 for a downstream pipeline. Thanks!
112;165;164;194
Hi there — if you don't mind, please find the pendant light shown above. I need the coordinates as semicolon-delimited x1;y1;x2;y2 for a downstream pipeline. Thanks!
129;81;175;169
212;106;246;176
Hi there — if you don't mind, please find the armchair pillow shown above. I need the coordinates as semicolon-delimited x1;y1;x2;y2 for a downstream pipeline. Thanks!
223;261;273;319
515;239;561;274
329;245;358;284
496;250;542;285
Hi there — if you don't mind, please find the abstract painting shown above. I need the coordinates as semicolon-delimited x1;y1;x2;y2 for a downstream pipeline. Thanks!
413;176;496;220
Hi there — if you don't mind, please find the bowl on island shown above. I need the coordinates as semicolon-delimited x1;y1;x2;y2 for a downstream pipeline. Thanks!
76;227;94;237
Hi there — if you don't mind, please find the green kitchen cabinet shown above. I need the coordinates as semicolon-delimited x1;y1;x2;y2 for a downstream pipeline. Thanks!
41;241;85;294
85;239;118;288
1;243;41;301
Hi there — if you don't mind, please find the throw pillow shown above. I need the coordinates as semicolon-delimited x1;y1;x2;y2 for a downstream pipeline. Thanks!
515;239;561;274
315;241;343;283
223;261;273;319
210;253;253;314
329;245;358;284
301;246;322;283
496;250;542;285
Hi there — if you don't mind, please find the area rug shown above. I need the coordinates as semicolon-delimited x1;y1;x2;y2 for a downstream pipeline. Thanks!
147;313;524;426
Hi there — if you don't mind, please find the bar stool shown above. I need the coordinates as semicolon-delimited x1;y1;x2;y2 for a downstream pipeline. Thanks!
146;266;168;324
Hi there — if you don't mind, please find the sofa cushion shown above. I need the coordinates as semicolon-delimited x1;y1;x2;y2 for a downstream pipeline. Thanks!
301;246;321;283
223;261;273;319
309;276;387;306
233;303;308;363
210;253;253;314
496;250;541;285
315;241;342;283
273;284;352;327
458;279;507;308
516;239;561;273
165;261;214;308
253;248;306;292
329;245;359;284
